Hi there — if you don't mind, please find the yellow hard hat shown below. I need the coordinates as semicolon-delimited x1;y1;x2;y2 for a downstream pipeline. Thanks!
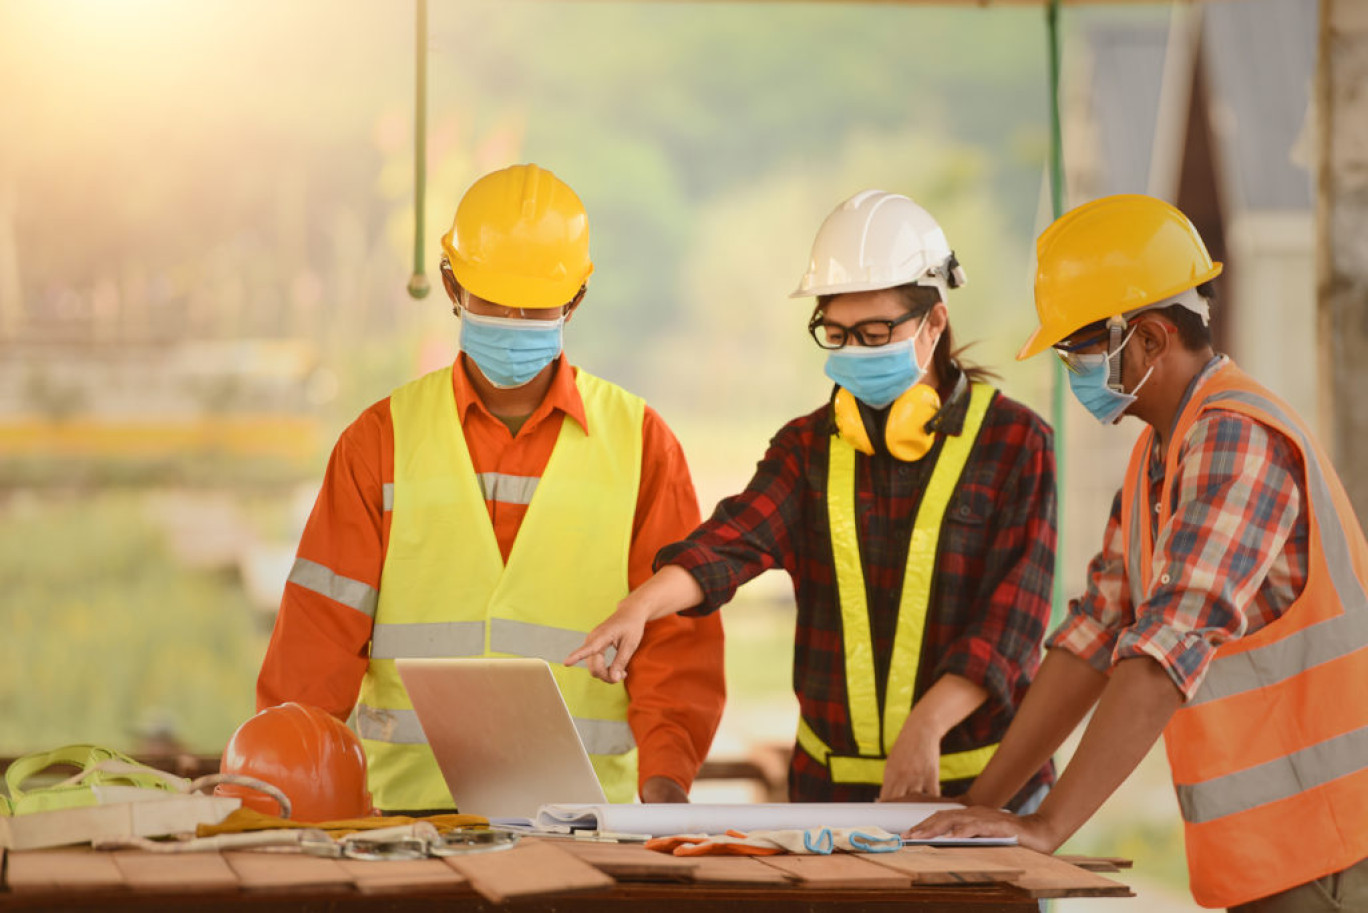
440;164;594;310
1017;194;1223;360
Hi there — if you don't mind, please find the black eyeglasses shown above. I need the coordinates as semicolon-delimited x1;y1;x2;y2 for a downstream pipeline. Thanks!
808;310;919;350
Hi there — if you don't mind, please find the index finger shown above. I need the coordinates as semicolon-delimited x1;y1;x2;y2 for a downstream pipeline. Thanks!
565;632;612;668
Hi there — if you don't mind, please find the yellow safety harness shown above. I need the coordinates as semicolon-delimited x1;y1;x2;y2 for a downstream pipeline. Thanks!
797;382;999;785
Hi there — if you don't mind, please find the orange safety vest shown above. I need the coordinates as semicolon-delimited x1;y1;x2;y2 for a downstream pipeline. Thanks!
1119;361;1368;908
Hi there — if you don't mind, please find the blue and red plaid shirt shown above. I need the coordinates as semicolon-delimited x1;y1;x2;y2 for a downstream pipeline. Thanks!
658;382;1057;805
1050;356;1310;698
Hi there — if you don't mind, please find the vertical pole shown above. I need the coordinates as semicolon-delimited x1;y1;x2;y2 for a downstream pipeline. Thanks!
407;0;431;299
1046;0;1068;625
1318;0;1368;521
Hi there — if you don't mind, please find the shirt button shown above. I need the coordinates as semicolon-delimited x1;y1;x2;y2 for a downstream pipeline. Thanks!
1160;573;1172;585
1153;503;1161;514
959;506;971;517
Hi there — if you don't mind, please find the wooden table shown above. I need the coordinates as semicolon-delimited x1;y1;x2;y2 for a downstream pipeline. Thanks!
0;840;1133;911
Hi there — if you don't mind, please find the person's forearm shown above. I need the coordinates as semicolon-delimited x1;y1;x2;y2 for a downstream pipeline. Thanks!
964;648;1107;808
1031;656;1183;849
904;673;988;741
567;565;709;683
627;564;705;621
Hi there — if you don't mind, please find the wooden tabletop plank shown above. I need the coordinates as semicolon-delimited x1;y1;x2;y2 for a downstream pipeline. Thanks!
111;850;240;893
556;840;699;881
758;854;915;890
5;849;126;893
864;846;1026;885
336;857;471;894
222;851;353;891
685;855;795;885
1056;854;1134;872
967;846;1134;898
442;839;614;903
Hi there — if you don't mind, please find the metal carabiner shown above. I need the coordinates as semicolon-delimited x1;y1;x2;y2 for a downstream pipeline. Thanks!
427;828;520;856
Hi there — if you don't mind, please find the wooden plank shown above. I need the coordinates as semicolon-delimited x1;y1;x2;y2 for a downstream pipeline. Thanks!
1056;854;1134;872
557;841;699;882
443;839;614;903
336;857;471;894
757;854;914;890
5;849;126;893
864;846;1026;885
111;850;240;892
686;855;795;885
970;846;1133;898
223;851;353;891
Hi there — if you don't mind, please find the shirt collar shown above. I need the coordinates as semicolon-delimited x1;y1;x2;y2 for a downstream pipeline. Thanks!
1149;354;1226;478
451;353;589;434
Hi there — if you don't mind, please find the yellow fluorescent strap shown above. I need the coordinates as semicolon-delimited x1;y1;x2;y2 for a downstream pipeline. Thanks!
882;383;995;754
826;437;881;757
798;716;999;785
824;385;997;783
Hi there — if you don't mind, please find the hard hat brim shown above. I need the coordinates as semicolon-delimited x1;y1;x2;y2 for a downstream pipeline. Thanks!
442;230;591;310
1017;261;1224;361
790;277;948;300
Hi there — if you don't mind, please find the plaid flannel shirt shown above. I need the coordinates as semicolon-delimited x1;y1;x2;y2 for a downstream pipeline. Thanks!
1050;357;1310;699
659;385;1057;804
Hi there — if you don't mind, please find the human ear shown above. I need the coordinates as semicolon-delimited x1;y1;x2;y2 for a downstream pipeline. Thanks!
563;286;587;323
927;301;949;338
1134;317;1172;370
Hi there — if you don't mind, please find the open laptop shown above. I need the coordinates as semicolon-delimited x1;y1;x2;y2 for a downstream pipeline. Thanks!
395;657;608;820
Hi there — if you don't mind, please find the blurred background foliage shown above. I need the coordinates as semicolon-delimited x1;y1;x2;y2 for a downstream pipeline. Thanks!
0;0;1195;904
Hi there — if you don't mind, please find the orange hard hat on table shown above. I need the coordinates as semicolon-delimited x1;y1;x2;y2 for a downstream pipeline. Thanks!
215;702;374;822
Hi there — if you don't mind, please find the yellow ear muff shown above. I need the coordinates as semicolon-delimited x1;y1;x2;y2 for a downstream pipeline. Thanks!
885;383;942;461
833;388;876;455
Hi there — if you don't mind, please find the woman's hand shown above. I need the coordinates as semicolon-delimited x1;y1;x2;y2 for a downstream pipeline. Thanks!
565;565;704;683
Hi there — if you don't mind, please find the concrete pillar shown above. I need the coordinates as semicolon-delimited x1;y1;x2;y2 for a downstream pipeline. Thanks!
1317;0;1368;525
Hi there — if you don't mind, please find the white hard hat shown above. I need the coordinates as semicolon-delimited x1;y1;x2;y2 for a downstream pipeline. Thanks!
791;190;966;299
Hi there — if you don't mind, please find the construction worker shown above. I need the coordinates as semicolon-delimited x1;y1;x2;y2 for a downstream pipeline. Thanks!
569;190;1057;809
909;194;1368;911
257;164;725;813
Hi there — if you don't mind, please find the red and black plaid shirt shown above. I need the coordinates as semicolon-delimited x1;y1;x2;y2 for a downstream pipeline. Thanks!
659;385;1057;806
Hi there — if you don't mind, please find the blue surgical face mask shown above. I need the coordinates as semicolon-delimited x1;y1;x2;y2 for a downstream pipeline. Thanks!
459;309;565;389
1065;330;1154;425
824;320;932;409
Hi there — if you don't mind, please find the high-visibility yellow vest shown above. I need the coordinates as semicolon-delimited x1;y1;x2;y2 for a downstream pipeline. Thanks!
797;382;999;785
356;365;644;811
1120;362;1368;908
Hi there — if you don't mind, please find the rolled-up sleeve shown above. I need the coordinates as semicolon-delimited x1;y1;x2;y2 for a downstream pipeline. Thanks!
1114;414;1303;699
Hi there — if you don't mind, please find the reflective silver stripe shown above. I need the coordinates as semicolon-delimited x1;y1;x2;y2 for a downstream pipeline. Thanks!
383;483;394;512
1127;468;1148;611
490;618;616;668
355;705;428;744
574;716;635;756
1188;390;1368;706
288;558;378;619
1176;723;1368;823
476;472;539;506
371;621;486;659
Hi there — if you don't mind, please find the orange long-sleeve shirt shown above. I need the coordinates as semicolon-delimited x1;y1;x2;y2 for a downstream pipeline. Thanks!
258;354;725;793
